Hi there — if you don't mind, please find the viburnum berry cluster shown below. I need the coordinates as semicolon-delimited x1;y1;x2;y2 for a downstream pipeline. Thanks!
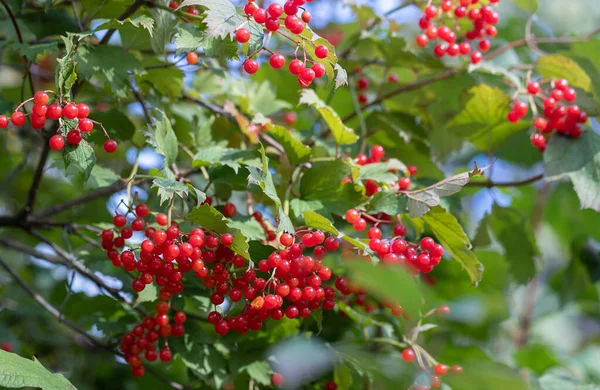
402;348;464;390
505;78;587;152
348;145;417;195
0;91;117;153
233;0;333;88
416;0;501;64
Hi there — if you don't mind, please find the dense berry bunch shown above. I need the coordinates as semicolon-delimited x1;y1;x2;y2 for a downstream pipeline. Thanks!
506;79;587;152
415;0;501;64
233;0;331;88
119;303;186;377
0;91;117;153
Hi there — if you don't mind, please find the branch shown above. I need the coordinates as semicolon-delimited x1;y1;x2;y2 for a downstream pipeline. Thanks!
32;180;127;220
466;173;543;188
0;0;35;95
24;139;51;214
0;254;108;350
27;230;144;315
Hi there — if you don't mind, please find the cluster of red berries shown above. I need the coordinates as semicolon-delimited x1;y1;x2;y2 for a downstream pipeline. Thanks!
416;0;501;64
0;91;117;153
344;210;444;275
507;79;587;152
401;349;463;390
344;145;417;196
353;69;399;106
119;302;187;377
236;0;331;88
206;230;341;336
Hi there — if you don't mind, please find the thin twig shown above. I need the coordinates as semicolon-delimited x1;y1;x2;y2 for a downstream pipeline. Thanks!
466;173;543;188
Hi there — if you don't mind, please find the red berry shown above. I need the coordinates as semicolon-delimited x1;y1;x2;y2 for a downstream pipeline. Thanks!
564;88;577;102
34;91;50;105
49;135;65;151
416;34;429;47
458;42;471;55
243;59;259;74
450;365;463;374
315;45;329;59
66;129;82;145
156;213;168;226
527;82;540;94
186;52;198;65
398;177;411;190
401;349;415;362
301;11;312;23
470;51;482;64
78;118;93;132
345;209;360;223
267;3;283;18
289;59;304;75
300;68;315;83
551;89;564;101
33;104;47;117
244;2;257;16
434;44;446;57
253;8;267;24
223;202;236;217
513;101;528;117
159;349;172;362
221;233;233;246
424;5;437;18
46;104;62;120
265;18;280;32
434;364;449;376
370;145;385;161
235;28;250;43
272;372;285;387
11;112;26;126
63;103;78;119
530;133;546;149
555;79;569;91
437;305;451;316
0;115;8;128
312;63;326;79
76;103;90;118
104;140;117;153
353;218;367;232
269;53;286;69
534;117;548;131
479;39;491;52
215;320;229;335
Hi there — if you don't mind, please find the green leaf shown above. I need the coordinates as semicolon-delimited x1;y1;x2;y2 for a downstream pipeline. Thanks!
150;7;178;54
86;109;136;143
444;361;527;390
334;363;354;390
367;189;407;215
357;159;407;183
227;217;266;241
247;145;294;233
536;55;592;92
76;45;145;99
136;66;184;99
13;42;59;61
405;163;489;218
188;204;229;232
447;85;529;151
63;139;95;182
544;132;600;212
299;90;358;145
265;124;311;165
0;350;77;390
303;210;339;235
193;146;261;173
152;178;189;206
476;205;538;284
173;24;240;59
84;166;120;189
246;21;264;55
239;361;271;386
423;206;483;285
240;81;292;116
508;0;538;13
178;0;244;39
55;55;77;97
343;260;436;315
135;283;158;305
187;184;207;207
94;15;154;34
514;344;560;375
145;111;178;167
